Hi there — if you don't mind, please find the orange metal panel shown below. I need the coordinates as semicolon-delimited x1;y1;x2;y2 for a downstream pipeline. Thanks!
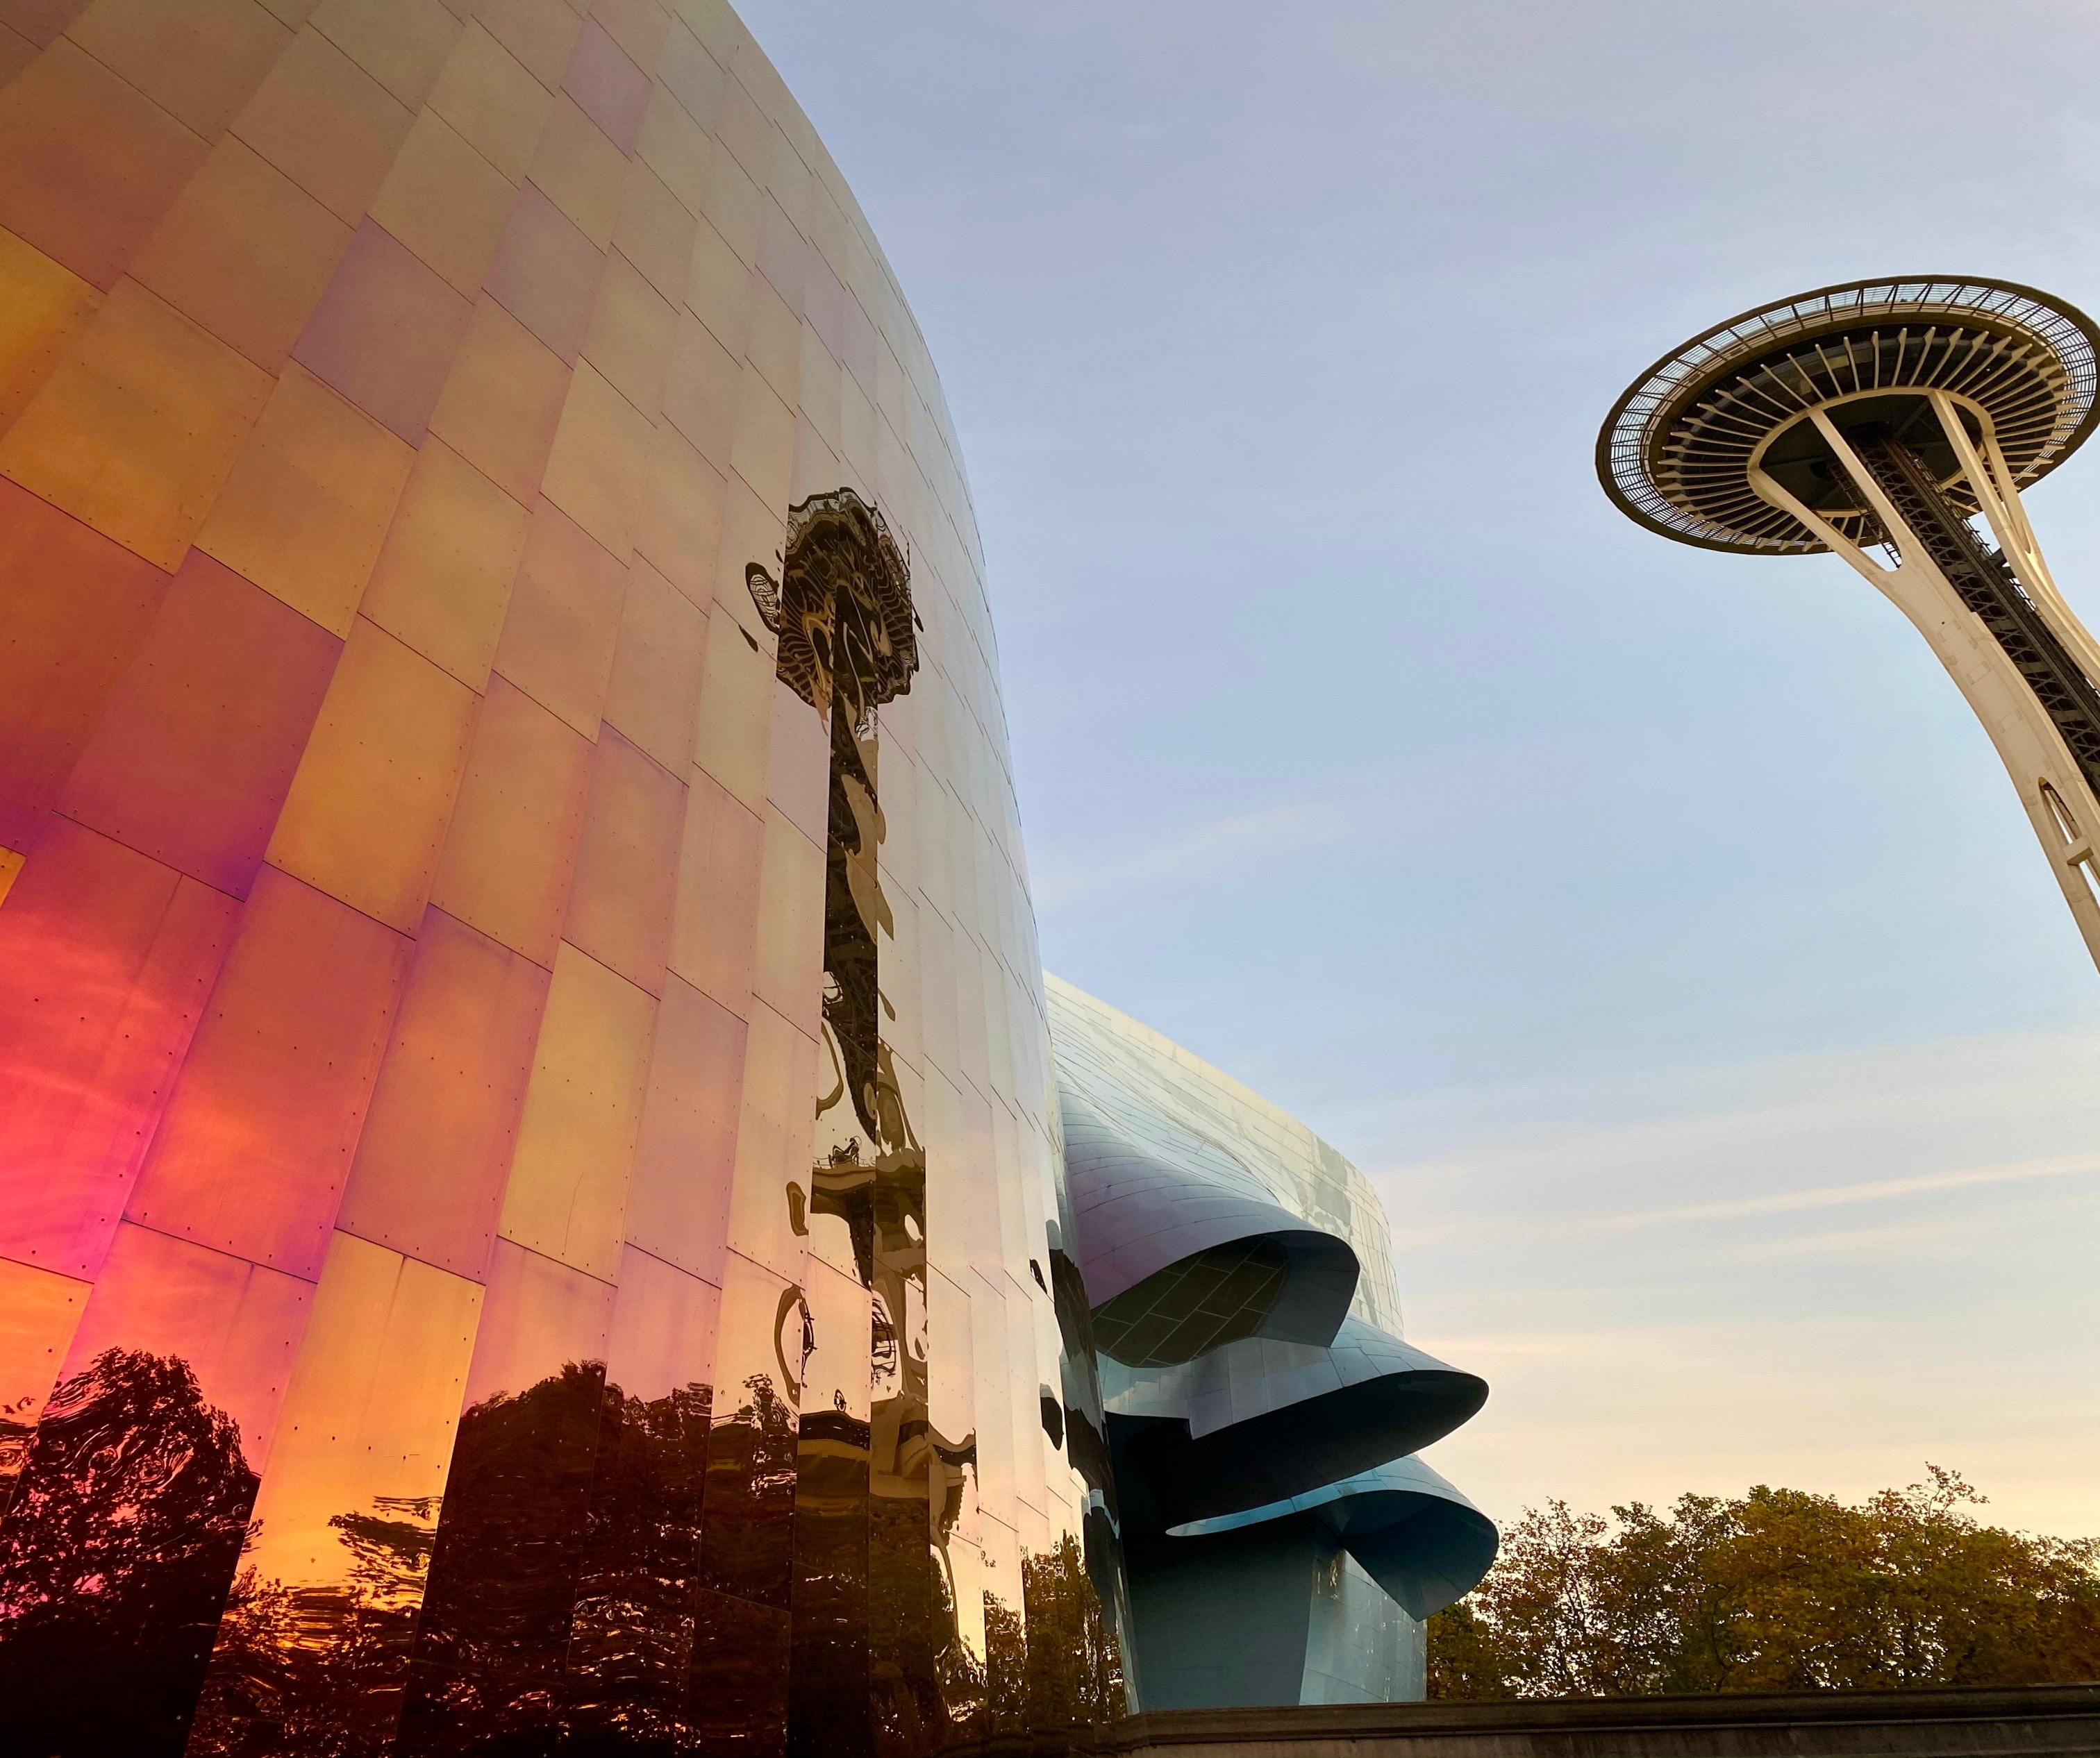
0;277;274;570
426;19;553;184
359;435;529;688
56;547;341;897
67;0;294;142
265;615;479;932
696;1246;800;1609
622;972;742;1283
367;108;516;297
426;671;594;966
309;0;462;110
228;25;414;226
666;763;762;1021
723;999;816;1282
528;93;625;249
580;250;674;419
32;1214;314;1461
561;15;646;156
635;421;725;608
490;494;629;737
195;360;415;635
749;806;822;1043
541;358;653;559
427;294;571;504
0;38;208;290
0;818;235;1278
292;217;476;446
483;178;604;365
562;725;685;997
603;555;706;773
129;133;353;374
0;1255;89;1509
0;478;168;849
191;1225;481;1751
335;903;550;1278
474;0;579;92
661;306;740;474
0;225;101;435
496;939;656;1282
125;862;412;1278
635;80;710;219
611;159;696;308
590;0;669;75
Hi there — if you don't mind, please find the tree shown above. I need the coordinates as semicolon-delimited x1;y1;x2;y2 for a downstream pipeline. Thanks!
1429;1467;2100;1699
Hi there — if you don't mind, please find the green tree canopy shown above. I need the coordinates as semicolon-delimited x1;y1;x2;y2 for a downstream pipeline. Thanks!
1431;1468;2100;1699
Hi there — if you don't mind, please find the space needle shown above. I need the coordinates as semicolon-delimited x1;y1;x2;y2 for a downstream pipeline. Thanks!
1599;278;2100;967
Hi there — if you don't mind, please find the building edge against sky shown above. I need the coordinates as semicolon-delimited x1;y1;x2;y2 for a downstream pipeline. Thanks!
0;0;1489;1748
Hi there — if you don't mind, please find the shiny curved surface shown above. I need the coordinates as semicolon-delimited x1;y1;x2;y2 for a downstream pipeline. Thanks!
0;5;1126;1752
1047;980;1494;1708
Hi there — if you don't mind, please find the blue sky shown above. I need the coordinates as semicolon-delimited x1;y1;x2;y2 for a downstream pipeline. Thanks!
736;0;2100;1536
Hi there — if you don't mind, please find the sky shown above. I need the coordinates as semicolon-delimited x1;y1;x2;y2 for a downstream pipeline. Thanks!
732;1;2100;1539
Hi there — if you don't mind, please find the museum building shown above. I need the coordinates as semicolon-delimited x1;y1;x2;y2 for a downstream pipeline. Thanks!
0;0;1494;1750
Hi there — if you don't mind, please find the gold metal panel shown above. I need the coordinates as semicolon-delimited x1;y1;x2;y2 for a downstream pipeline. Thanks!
656;18;724;132
561;725;685;997
622;971;740;1280
529;92;626;250
197;360;415;635
0;276;272;569
130;133;353;374
765;674;828;851
426;18;551;183
367;106;516;296
635;419;724;608
0;40;207;291
727;360;792;512
310;0;462;109
359;434;529;688
603;555;706;773
696;119;760;267
0;224;100;434
795;324;840;451
709;65;772;190
787;412;840;508
685;220;748;372
749;802;822;1039
722;999;814;1282
665;761;761;1019
712;469;784;612
540;357;653;559
335;903;549;1277
635;79;711;218
490;494;629;737
474;0;577;91
661;305;738;474
689;577;773;811
590;0;668;76
426;671;594;965
238;1228;480;1592
66;0;293;141
744;271;799;411
497;938;656;1282
426;294;572;504
613;159;696;307
0;1255;88;1482
581;249;675;420
229;24;415;226
265;614;479;933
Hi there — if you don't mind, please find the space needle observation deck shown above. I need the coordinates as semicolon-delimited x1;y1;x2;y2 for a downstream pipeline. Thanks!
1599;276;2100;968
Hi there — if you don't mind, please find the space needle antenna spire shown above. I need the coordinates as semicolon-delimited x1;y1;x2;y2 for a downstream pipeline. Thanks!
1599;276;2100;969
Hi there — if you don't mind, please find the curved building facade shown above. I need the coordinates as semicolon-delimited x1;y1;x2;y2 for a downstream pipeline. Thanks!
1047;978;1494;1709
0;3;1124;1752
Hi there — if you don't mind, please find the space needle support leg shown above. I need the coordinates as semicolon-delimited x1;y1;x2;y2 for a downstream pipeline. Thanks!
1926;392;2100;686
1749;411;2100;971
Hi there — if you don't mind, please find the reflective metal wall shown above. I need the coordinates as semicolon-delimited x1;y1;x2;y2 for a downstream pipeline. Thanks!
1046;977;1496;1709
0;4;1122;1750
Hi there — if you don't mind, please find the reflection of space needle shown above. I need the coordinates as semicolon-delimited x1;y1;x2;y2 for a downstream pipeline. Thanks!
1599;278;2100;966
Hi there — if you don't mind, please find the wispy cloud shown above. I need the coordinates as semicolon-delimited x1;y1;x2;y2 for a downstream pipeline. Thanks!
1597;1153;2099;1233
1028;797;1356;910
